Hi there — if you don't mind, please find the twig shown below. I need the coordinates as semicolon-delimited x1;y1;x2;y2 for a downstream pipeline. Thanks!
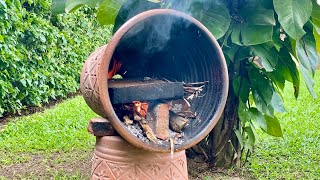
183;81;209;86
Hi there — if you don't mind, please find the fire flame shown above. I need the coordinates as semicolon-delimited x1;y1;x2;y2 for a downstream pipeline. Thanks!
108;58;122;79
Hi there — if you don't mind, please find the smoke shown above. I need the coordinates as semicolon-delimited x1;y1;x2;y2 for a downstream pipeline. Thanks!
117;0;213;56
144;16;177;53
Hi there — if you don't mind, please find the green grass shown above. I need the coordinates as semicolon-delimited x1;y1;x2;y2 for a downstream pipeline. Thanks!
0;96;96;154
0;96;97;178
247;72;320;179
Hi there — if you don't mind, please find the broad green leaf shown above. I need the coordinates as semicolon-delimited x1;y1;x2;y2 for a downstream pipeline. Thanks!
223;44;239;61
265;53;286;90
250;122;259;144
264;115;283;137
231;8;275;45
166;0;192;11
231;23;242;46
190;0;231;39
253;90;274;117
234;129;244;150
238;101;250;123
233;76;241;95
252;45;278;72
271;91;286;112
241;8;275;26
300;65;317;98
278;47;300;98
244;0;273;9
244;126;255;147
296;30;319;76
241;25;273;46
272;26;295;54
249;68;274;106
312;0;320;34
97;0;125;26
239;77;250;103
273;0;312;40
51;0;67;15
113;0;160;33
236;47;252;61
65;0;105;13
249;107;267;131
221;27;233;48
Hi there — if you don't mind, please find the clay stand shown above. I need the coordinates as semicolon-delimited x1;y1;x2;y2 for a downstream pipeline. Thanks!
88;118;188;180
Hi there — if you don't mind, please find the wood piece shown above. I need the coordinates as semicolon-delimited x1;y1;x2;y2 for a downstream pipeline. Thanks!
123;116;133;125
108;79;184;104
88;118;116;137
154;103;170;140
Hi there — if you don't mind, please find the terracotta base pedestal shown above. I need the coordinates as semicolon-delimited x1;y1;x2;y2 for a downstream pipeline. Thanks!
91;136;188;180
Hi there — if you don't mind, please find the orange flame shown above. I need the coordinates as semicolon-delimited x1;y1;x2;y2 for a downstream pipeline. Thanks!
108;58;122;79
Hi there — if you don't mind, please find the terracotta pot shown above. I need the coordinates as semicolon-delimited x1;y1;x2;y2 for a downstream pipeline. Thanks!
91;136;188;180
80;9;229;152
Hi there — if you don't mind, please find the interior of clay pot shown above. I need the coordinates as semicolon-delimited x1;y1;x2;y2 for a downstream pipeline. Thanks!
109;11;228;151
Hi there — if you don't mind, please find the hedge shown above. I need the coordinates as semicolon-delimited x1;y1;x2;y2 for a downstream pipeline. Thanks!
0;0;111;117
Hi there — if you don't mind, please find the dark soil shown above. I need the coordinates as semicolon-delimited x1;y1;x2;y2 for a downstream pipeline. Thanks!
0;151;92;179
188;155;247;180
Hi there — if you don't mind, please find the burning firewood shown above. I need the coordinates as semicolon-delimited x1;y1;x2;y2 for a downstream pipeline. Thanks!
108;58;122;79
133;101;148;119
120;101;158;143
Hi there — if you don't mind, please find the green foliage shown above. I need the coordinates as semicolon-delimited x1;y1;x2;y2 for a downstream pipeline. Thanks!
51;0;320;162
274;0;312;40
97;0;125;26
188;0;231;39
248;72;320;179
0;0;111;117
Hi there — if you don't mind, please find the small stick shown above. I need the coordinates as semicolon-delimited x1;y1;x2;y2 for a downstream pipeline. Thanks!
139;121;158;143
170;138;174;157
183;81;209;86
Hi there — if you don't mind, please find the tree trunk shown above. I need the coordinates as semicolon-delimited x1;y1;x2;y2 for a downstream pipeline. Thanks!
193;62;240;168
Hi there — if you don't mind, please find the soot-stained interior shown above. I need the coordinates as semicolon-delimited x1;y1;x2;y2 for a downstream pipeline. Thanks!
112;14;226;145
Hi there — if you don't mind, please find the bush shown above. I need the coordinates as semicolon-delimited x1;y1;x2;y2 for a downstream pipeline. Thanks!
0;0;111;116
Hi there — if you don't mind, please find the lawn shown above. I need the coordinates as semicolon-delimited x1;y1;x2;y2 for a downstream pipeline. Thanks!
246;72;320;179
0;72;319;179
0;97;97;179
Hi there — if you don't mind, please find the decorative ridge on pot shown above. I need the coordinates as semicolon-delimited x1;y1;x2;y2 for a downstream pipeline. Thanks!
80;9;229;152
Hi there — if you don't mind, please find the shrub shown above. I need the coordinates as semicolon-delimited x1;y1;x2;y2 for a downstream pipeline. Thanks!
0;0;111;116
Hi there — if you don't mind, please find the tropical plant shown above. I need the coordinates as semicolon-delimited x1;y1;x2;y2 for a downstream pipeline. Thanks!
0;0;110;117
52;0;320;167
